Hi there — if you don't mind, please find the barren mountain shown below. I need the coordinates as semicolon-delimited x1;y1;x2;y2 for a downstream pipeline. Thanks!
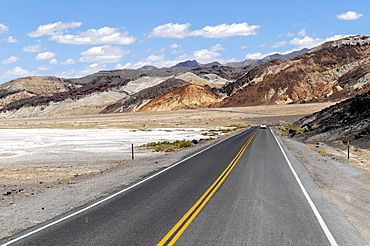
217;35;370;107
0;76;75;109
0;35;370;118
138;83;220;112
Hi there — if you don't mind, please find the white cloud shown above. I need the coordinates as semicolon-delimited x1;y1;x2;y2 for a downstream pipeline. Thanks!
60;58;75;65
336;11;363;20
75;63;106;77
35;51;56;60
49;27;136;45
2;67;38;79
2;56;20;64
287;32;295;37
192;49;221;63
170;44;181;49
22;44;45;52
79;45;128;63
271;41;287;48
0;23;9;33
210;44;225;52
28;21;82;37
114;63;126;69
149;23;191;39
298;29;307;37
4;36;19;43
245;52;265;59
49;58;58;65
149;22;260;39
191;23;260;38
290;36;323;49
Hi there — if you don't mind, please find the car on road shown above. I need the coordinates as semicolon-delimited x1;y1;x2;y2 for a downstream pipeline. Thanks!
260;124;267;129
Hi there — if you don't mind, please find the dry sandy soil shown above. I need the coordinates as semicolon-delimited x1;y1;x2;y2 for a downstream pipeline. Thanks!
1;103;369;244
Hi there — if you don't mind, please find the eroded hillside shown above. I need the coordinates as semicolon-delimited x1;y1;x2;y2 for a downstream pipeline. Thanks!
217;35;370;107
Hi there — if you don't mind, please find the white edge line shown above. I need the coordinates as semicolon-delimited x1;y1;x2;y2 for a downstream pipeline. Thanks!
270;128;338;246
2;127;251;246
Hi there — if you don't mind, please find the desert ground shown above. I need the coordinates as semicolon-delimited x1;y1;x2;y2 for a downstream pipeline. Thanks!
1;103;369;243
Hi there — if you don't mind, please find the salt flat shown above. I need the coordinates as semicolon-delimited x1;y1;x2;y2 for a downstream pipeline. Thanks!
0;128;210;180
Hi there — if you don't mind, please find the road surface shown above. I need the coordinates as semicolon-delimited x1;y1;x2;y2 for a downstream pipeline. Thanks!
1;126;367;245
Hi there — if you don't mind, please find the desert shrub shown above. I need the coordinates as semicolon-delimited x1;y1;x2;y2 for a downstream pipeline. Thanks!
141;140;193;152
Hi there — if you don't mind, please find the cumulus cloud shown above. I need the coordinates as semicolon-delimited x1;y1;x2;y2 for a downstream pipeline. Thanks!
210;44;225;52
49;58;58;65
79;45;129;63
27;21;136;45
0;23;9;33
245;52;265;60
4;36;19;43
50;27;136;45
192;49;222;62
149;22;260;39
191;23;260;38
170;44;181;49
28;21;82;37
2;67;37;79
2;56;20;64
22;44;45;52
336;11;363;20
60;58;75;65
149;23;191;39
35;51;57;60
114;63;126;69
290;36;323;49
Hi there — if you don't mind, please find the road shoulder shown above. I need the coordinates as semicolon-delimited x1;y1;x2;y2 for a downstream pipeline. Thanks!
276;132;369;245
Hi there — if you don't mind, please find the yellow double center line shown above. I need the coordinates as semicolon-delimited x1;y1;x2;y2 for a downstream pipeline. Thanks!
157;128;259;246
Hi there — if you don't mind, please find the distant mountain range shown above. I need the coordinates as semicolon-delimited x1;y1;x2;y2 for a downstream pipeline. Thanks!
0;35;369;120
138;48;311;70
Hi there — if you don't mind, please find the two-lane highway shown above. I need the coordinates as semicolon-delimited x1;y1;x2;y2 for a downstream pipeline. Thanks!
1;126;367;245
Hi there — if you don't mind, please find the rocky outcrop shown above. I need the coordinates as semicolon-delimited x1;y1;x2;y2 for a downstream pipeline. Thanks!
100;79;189;113
138;83;221;112
0;76;73;108
293;90;370;149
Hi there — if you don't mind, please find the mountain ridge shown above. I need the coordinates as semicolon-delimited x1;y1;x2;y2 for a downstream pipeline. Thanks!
0;35;369;118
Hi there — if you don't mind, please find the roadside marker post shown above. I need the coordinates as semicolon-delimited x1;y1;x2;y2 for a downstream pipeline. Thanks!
132;143;134;160
347;141;350;159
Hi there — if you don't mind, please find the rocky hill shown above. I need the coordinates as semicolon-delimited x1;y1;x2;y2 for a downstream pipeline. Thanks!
138;83;220;112
292;90;370;149
0;35;369;118
217;35;370;107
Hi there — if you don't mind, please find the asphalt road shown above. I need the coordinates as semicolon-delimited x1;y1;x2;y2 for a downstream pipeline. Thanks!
2;127;367;246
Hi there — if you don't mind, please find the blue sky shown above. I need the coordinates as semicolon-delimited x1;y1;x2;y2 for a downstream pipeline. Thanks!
0;0;368;83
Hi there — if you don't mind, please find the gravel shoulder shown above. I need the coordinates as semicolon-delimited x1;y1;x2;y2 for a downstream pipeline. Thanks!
281;136;370;244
